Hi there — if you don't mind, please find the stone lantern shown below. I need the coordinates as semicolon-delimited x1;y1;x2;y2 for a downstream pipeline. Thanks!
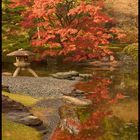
7;48;38;77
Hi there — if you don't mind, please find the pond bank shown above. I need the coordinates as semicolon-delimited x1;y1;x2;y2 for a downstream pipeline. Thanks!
2;95;47;134
2;76;79;98
2;75;92;140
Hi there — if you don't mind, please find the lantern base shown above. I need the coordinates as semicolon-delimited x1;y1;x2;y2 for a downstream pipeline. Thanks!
13;67;38;77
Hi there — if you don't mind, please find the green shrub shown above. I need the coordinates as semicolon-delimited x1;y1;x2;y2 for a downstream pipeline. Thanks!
122;43;138;61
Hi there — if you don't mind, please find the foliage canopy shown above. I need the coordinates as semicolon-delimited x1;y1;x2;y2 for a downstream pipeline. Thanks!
7;0;125;61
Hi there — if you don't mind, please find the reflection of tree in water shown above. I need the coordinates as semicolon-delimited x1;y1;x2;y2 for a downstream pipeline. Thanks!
101;116;138;140
51;77;128;140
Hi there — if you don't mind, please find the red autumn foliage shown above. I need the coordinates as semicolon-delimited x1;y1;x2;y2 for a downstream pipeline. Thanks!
9;0;125;61
51;77;125;140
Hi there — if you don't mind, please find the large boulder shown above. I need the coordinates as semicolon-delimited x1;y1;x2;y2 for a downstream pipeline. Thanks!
62;96;92;106
2;95;46;132
50;71;79;79
50;71;93;80
7;112;43;126
2;95;29;113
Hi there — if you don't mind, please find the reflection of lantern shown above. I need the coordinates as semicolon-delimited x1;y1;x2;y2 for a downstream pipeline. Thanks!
7;48;38;77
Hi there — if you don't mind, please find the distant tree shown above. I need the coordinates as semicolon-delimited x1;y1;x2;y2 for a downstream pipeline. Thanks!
2;0;31;54
9;0;125;62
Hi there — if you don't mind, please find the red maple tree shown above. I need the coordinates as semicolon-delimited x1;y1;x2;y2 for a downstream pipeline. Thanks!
9;0;125;61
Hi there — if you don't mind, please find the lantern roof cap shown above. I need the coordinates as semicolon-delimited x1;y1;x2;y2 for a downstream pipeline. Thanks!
7;48;35;57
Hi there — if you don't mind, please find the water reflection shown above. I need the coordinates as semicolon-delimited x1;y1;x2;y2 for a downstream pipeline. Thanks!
51;74;138;140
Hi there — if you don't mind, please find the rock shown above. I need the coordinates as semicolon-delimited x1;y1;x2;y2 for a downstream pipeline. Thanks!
2;95;29;113
6;112;46;132
6;111;42;126
6;112;32;120
50;71;79;79
68;71;79;76
2;72;12;76
67;77;76;80
59;106;80;135
60;118;80;135
2;95;46;131
51;73;72;79
74;77;83;81
65;89;86;98
72;89;85;94
2;85;10;92
79;74;93;79
19;115;43;126
62;96;92;106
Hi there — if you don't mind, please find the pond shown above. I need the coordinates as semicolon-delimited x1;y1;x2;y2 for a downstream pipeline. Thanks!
2;62;138;140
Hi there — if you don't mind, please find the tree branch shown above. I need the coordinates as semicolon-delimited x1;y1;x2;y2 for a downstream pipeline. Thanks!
55;13;65;27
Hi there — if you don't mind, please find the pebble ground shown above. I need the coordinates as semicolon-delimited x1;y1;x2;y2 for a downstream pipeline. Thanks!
2;76;79;98
2;75;80;140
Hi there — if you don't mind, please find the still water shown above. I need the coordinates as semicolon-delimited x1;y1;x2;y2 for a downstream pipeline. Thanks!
2;62;138;140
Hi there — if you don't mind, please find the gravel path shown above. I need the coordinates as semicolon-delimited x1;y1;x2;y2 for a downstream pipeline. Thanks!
2;76;79;98
2;75;80;140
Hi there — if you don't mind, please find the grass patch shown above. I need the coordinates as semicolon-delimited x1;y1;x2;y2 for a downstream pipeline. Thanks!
2;91;39;106
2;114;41;140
